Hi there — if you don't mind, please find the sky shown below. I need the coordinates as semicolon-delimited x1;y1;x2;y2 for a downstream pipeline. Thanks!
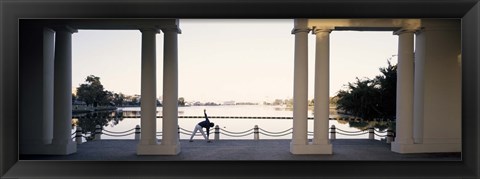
72;19;398;103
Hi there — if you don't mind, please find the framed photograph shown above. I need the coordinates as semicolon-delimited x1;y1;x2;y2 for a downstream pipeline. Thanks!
2;0;479;178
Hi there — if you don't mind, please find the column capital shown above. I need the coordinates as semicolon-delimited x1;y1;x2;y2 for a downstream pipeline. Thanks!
414;27;427;35
312;28;332;35
292;19;310;34
52;25;77;33
140;28;160;34
161;27;182;34
393;28;418;35
415;26;460;35
291;28;311;34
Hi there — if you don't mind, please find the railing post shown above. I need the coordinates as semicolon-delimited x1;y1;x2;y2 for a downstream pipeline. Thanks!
94;125;102;140
254;125;259;140
369;127;374;140
330;125;336;140
75;126;83;144
135;125;141;140
214;125;220;141
178;125;181;140
386;128;394;143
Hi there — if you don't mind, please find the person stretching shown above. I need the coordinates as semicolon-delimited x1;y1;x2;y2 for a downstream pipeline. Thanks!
189;109;215;143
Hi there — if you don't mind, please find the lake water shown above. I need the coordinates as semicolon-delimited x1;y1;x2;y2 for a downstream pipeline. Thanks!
72;105;390;141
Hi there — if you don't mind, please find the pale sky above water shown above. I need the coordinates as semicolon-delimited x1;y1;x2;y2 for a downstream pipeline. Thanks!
72;19;399;103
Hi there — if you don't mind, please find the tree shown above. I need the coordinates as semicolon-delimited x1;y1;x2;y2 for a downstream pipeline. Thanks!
284;98;294;108
273;99;284;105
113;93;125;106
336;78;382;121
178;97;185;106
375;61;397;120
131;97;139;105
308;99;314;106
76;75;109;107
100;90;114;106
72;93;77;103
335;61;397;121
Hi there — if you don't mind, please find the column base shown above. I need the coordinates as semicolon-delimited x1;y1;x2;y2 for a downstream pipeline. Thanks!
290;142;333;154
48;142;77;155
391;142;461;153
21;142;77;155
20;143;50;155
137;143;181;155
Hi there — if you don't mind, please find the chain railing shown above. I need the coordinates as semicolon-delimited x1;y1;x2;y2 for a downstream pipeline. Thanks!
178;127;213;136
258;127;292;138
334;128;369;136
71;127;90;144
329;125;395;143
103;127;136;138
78;124;395;144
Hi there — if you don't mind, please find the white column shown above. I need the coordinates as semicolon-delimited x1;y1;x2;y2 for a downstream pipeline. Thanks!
51;26;77;155
139;28;159;146
43;27;55;145
290;19;310;152
413;29;426;144
392;29;415;153
313;29;332;146
290;21;333;154
137;27;181;155
161;28;180;148
20;25;56;154
408;19;461;153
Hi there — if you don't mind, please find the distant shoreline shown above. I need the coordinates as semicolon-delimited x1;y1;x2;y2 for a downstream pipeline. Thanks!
72;106;117;114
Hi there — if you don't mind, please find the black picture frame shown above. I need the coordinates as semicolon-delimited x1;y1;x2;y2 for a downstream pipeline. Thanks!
1;0;479;178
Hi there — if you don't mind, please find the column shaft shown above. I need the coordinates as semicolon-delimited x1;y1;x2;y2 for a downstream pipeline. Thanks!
19;25;55;154
313;30;331;144
51;26;77;154
140;29;159;145
395;30;415;144
291;19;309;145
43;27;55;144
413;30;426;144
137;26;181;155
162;30;179;145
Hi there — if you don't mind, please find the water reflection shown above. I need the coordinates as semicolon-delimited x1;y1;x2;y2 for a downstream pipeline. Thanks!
336;118;394;131
71;106;395;140
324;108;393;131
72;110;124;140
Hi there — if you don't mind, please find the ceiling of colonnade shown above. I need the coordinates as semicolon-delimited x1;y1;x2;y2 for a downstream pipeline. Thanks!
33;19;180;30
307;19;421;31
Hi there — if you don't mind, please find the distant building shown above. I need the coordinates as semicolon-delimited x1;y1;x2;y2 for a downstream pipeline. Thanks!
72;100;93;113
223;101;236;105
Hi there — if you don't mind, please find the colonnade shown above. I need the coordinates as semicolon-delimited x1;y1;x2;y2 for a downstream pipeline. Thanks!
137;27;181;155
291;19;461;154
19;19;460;156
394;19;461;153
20;25;78;155
19;20;182;155
291;19;333;154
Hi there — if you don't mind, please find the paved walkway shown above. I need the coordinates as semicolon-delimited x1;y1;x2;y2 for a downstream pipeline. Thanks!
20;139;461;161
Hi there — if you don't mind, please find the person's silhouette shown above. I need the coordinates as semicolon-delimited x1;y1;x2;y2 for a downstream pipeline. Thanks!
189;109;214;142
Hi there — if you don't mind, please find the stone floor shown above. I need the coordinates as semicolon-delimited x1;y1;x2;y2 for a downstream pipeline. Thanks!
20;139;461;161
